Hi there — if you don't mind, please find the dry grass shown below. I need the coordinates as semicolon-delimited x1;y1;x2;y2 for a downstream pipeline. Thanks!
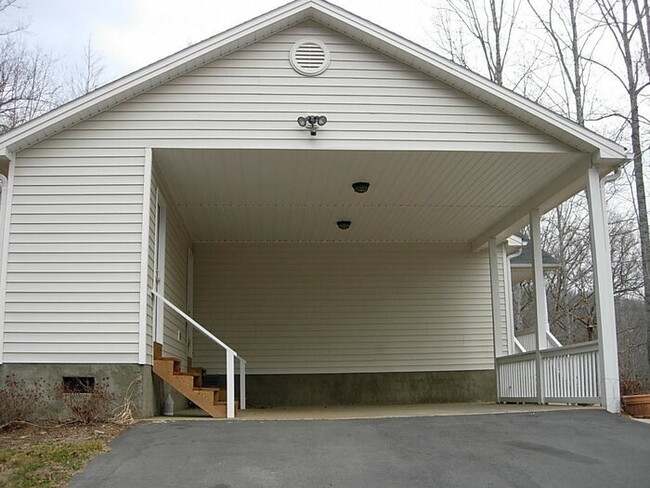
0;422;130;488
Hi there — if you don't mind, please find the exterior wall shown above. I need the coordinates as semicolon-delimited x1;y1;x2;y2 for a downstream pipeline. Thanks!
1;148;146;364
0;19;536;365
153;173;192;366
193;243;506;375
58;21;567;153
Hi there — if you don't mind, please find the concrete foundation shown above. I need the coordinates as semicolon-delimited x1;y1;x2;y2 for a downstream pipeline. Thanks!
2;365;496;418
205;370;496;407
1;363;159;419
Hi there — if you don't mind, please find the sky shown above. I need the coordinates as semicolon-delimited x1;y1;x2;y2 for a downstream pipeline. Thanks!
11;0;436;83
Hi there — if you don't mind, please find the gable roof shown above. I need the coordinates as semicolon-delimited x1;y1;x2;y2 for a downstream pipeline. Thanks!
0;0;628;162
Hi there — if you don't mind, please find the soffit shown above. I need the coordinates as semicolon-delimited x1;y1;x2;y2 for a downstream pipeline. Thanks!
154;148;584;243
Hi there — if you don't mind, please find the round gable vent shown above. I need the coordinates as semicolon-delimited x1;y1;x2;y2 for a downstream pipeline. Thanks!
290;39;331;76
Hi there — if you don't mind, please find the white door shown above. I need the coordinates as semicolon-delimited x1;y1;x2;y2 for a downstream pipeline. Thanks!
153;191;167;345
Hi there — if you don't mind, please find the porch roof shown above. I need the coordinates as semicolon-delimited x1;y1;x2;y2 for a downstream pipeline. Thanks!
155;147;587;245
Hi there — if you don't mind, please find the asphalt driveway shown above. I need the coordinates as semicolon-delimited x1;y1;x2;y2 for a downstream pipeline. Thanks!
70;410;650;488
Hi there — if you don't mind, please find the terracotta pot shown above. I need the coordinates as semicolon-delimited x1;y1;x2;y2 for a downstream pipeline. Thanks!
622;394;650;418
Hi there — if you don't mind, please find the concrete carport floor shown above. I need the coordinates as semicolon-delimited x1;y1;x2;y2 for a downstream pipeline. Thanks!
69;410;650;488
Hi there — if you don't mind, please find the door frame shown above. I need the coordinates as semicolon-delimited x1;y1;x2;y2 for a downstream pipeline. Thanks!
153;190;167;345
186;245;194;358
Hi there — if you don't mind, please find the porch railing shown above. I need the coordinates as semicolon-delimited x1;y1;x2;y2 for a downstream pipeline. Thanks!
515;330;562;352
497;340;600;405
151;290;246;418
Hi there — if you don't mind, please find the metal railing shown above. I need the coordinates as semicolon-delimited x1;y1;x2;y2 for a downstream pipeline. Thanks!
151;290;246;418
497;340;600;405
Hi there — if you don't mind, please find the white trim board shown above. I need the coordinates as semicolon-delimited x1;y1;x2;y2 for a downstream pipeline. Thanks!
138;148;153;364
153;190;167;345
0;163;13;364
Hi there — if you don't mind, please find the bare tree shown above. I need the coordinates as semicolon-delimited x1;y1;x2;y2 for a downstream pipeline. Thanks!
631;0;650;80
429;0;522;85
593;0;650;369
526;0;601;124
0;0;26;37
62;36;106;102
0;0;59;133
0;40;59;132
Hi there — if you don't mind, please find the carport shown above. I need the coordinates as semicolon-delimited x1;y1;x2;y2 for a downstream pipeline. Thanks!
148;143;624;415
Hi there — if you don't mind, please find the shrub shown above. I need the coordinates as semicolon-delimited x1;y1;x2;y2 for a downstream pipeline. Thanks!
54;377;116;423
0;376;45;429
620;376;648;396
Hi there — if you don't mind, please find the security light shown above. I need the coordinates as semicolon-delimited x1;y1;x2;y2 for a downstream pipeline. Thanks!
352;182;370;193
297;115;327;136
337;220;351;230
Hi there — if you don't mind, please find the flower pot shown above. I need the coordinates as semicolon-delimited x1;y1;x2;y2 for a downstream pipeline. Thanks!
622;394;650;418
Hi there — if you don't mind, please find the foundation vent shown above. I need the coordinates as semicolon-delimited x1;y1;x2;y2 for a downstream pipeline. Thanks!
290;39;330;76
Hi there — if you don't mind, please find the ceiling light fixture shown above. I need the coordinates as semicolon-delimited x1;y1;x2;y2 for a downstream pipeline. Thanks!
336;220;351;230
297;115;327;136
352;182;370;193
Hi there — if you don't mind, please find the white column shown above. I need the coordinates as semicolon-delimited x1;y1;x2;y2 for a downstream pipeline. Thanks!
502;245;515;355
239;359;246;410
530;209;547;403
226;350;235;419
530;209;549;350
586;165;620;413
488;238;504;358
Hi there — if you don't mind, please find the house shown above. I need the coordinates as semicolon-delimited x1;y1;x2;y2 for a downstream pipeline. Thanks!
0;0;626;418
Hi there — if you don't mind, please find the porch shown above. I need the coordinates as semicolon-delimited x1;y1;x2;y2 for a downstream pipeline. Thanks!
147;146;622;418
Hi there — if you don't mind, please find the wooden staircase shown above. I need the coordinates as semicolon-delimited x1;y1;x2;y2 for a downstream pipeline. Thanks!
152;343;238;418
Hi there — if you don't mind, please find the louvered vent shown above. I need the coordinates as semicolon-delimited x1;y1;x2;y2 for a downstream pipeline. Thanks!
290;39;330;76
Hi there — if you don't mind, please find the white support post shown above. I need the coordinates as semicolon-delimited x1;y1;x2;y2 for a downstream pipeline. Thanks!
488;238;504;358
586;165;620;413
502;245;516;355
530;209;547;404
239;359;246;410
226;349;235;419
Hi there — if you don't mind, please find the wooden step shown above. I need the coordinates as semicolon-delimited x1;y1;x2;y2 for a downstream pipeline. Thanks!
152;353;238;418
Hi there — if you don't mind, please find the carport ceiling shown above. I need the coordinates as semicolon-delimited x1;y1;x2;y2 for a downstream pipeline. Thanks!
154;148;584;243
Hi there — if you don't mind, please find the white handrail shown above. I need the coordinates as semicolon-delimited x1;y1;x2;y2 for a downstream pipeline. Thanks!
546;330;562;348
513;337;526;353
151;290;237;356
151;289;246;417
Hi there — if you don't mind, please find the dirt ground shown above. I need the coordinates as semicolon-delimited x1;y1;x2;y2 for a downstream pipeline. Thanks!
0;422;127;450
0;422;130;488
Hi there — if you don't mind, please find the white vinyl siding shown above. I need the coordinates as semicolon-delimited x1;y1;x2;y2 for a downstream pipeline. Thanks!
2;149;145;363
157;176;192;365
42;21;568;154
192;243;504;374
1;20;549;364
